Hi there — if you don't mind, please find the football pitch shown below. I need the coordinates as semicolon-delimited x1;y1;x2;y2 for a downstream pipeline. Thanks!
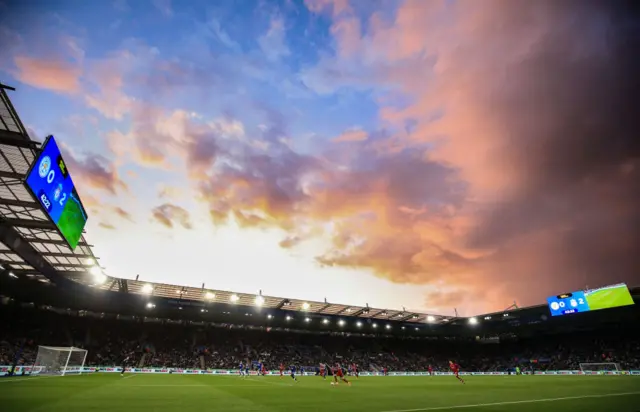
0;374;638;411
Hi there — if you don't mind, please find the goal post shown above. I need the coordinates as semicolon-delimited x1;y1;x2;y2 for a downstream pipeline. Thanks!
579;362;621;373
33;346;88;376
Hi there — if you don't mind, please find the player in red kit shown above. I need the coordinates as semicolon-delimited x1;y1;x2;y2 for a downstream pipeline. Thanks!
449;361;465;384
428;365;433;376
279;363;285;378
332;363;351;386
319;363;327;379
352;363;358;379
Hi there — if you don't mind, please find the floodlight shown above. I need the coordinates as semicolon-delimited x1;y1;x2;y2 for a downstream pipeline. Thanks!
338;320;345;326
426;315;436;323
323;319;329;324
204;292;215;300
302;302;310;310
385;324;391;329
305;317;311;322
372;323;378;328
94;274;107;285
267;314;273;319
255;296;265;306
356;321;362;327
230;294;239;303
286;315;292;321
468;317;478;325
85;258;95;266
89;266;102;276
141;284;153;294
8;271;17;278
146;302;155;309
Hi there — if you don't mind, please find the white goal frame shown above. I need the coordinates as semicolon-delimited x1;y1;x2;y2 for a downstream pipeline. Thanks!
579;362;621;373
33;346;89;376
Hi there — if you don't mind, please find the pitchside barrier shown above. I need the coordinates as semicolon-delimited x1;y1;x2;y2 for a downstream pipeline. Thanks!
2;365;639;377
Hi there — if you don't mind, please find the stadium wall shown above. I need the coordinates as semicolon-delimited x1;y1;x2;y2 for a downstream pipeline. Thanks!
2;365;639;377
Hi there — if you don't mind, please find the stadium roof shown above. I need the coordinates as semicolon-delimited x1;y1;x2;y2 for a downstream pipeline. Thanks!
0;84;100;284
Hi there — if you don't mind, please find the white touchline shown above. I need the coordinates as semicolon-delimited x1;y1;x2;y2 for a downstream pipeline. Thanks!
380;391;640;412
121;374;136;380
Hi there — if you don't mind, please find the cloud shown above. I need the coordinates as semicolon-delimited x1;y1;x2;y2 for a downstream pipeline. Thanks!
258;17;290;61
152;0;173;17
296;0;640;307
333;127;368;142
113;206;134;222
12;56;82;93
62;148;128;195
151;203;193;229
99;222;116;230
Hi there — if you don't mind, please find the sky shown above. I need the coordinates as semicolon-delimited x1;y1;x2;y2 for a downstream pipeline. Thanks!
0;0;639;316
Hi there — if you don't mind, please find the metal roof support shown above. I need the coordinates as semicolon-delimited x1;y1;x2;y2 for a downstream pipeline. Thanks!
1;218;55;230
0;198;39;208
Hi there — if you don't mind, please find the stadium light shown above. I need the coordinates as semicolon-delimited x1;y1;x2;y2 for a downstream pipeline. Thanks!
141;284;153;294
323;319;329;324
302;302;310;310
267;314;273;319
230;294;239;303
175;289;181;294
8;271;17;278
372;323;378;328
503;313;509;317
468;317;478;325
89;266;102;276
305;317;311;322
345;308;352;313
385;324;391;330
255;295;265;306
146;302;155;309
204;292;215;300
338;319;345;326
286;315;292;321
426;315;436;323
85;258;95;266
356;321;362;327
415;327;419;331
401;326;406;330
94;274;107;285
484;316;492;320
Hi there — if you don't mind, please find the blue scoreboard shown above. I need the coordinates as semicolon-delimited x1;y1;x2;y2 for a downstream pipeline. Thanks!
546;291;590;316
24;135;88;250
547;284;635;317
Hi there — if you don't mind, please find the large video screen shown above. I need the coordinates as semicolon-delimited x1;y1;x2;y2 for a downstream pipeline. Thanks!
24;135;88;250
547;283;634;317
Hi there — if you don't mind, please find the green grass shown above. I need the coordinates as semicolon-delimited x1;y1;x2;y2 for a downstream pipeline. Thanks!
58;196;86;250
1;374;639;411
585;287;635;311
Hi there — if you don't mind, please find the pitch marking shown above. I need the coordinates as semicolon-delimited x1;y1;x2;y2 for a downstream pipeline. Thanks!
381;391;640;412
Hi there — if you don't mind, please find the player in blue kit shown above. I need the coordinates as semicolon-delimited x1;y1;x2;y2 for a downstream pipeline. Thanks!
239;362;246;377
290;365;298;382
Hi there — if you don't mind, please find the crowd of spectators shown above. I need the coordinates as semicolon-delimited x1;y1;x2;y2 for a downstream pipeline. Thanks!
2;305;639;373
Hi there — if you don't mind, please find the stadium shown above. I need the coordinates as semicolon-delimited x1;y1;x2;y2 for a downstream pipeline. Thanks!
0;83;639;411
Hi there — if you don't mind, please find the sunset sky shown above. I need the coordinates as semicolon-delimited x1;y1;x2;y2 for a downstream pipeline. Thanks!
1;0;638;316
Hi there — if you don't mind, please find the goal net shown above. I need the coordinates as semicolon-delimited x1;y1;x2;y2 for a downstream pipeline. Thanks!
33;346;88;376
579;363;621;373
